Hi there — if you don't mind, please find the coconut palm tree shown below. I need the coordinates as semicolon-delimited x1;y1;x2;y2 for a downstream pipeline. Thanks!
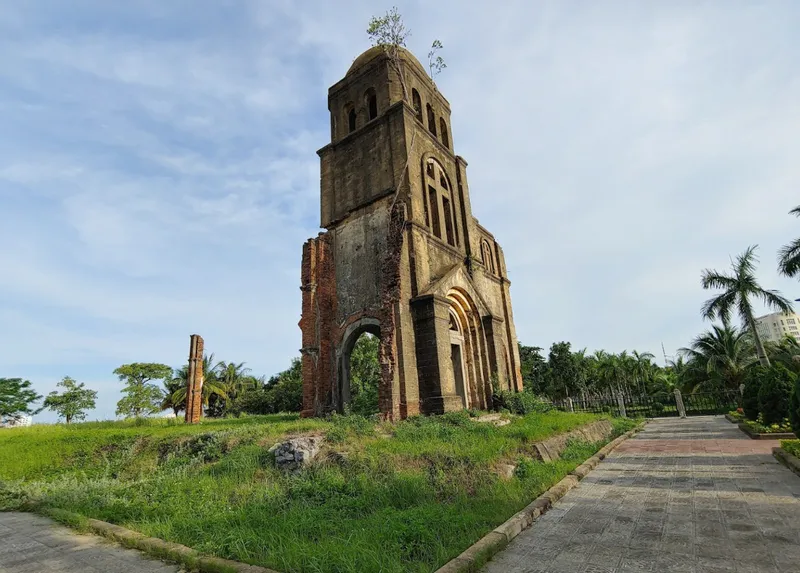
161;376;186;416
631;350;656;395
778;206;800;279
216;361;252;405
701;245;792;367
169;353;229;414
678;324;756;392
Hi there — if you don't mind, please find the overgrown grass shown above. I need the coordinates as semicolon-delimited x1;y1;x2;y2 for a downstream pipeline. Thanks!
0;412;638;573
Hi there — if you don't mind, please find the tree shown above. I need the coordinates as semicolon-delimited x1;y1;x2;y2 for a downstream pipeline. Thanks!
216;360;252;406
113;363;170;418
701;246;792;366
778;206;800;279
161;375;186;417
169;354;230;418
757;364;795;425
43;376;97;424
678;324;755;392
546;342;578;399
0;378;41;422
518;344;547;394
348;334;381;416
367;7;412;101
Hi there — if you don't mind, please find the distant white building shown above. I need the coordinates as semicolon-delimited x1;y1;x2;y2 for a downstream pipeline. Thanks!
755;311;800;343
0;415;32;428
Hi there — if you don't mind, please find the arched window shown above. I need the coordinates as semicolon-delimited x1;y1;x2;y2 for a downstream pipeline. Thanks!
439;118;449;149
423;157;458;246
481;240;495;273
365;88;377;121
412;89;423;122
426;104;437;136
346;104;357;133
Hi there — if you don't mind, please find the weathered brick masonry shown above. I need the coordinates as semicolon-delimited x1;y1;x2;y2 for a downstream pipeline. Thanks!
300;46;523;420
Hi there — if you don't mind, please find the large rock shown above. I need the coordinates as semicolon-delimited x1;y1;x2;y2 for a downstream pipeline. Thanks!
270;436;322;473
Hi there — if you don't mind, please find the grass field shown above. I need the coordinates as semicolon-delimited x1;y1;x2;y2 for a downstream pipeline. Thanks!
0;411;637;573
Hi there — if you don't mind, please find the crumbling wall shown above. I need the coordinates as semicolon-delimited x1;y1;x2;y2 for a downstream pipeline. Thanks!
185;334;204;424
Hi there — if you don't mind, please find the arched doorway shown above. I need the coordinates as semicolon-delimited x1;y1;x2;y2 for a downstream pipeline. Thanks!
446;288;491;409
449;310;469;408
338;317;381;414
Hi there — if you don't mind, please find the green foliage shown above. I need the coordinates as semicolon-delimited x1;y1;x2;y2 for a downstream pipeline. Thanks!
495;391;552;415
114;363;171;418
758;364;796;425
790;381;800;436
518;344;547;394
348;334;381;417
701;245;793;366
0;378;41;422
742;366;764;420
778;205;800;279
781;439;800;458
678;324;755;392
232;358;303;416
43;377;97;424
367;6;409;50
546;342;578;399
427;39;446;80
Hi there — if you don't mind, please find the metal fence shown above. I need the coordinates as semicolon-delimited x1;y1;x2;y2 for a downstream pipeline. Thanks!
551;390;740;418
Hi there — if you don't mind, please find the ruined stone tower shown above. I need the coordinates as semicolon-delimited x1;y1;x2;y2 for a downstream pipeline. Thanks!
299;46;522;420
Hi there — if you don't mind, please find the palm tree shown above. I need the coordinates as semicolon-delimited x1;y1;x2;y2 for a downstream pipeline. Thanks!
161;376;186;416
169;353;229;414
216;361;252;404
678;324;756;392
778;206;800;278
631;350;655;395
701;245;792;367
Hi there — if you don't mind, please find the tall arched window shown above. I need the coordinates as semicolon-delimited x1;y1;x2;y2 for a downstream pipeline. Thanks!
412;89;423;122
346;103;357;133
423;158;458;246
426;104;437;136
439;118;449;149
481;240;495;273
365;88;377;121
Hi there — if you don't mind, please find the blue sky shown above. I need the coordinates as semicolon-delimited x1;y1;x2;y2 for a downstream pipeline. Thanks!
2;1;799;422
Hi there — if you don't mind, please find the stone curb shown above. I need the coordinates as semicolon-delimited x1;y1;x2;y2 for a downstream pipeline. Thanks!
773;447;800;478
38;509;278;573
433;424;644;573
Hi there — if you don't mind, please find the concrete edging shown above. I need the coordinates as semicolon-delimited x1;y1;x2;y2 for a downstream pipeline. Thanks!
37;508;278;573
433;424;644;573
773;447;800;478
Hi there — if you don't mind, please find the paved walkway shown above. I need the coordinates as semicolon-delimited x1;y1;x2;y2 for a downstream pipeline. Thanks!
0;512;181;573
483;416;800;573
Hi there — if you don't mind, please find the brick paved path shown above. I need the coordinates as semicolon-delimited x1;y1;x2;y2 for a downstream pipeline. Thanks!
482;416;800;573
0;512;181;573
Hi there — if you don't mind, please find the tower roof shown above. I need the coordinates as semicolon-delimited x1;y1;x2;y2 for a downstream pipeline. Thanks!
346;45;427;78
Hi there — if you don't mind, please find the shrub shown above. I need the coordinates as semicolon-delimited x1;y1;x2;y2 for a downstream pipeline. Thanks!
782;439;800;458
742;366;765;420
790;380;800;437
758;364;796;425
495;391;552;415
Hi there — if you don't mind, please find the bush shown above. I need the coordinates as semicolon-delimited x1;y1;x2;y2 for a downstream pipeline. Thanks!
790;380;800;437
782;439;800;458
758;364;796;425
742;366;765;420
495;391;552;415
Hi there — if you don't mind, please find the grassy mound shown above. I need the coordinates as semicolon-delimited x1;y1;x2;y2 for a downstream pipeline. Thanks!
0;411;637;573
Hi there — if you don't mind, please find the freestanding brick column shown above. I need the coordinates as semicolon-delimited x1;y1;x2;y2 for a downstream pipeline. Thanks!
185;334;204;424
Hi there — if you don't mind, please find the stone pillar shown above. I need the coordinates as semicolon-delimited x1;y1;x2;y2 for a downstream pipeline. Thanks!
482;315;508;390
185;334;204;424
674;388;687;418
411;294;464;414
615;390;627;418
566;397;574;413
